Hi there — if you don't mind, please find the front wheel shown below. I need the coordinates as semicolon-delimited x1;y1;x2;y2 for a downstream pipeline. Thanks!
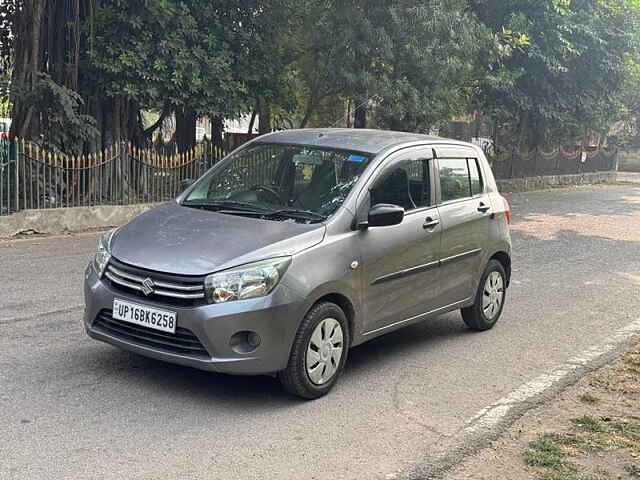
278;302;349;399
461;259;507;331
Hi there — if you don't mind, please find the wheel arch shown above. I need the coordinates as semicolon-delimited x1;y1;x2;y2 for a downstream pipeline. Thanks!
489;250;511;287
309;293;356;346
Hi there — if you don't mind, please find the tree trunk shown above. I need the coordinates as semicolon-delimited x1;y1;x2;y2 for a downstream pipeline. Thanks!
67;0;81;91
211;116;224;148
516;111;530;153
175;107;196;153
113;97;122;142
10;0;46;139
299;98;316;129
258;101;272;135
127;100;142;146
141;104;171;143
91;97;103;153
354;100;367;129
247;109;257;134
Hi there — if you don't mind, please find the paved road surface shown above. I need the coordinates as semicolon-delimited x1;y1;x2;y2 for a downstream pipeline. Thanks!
2;185;640;480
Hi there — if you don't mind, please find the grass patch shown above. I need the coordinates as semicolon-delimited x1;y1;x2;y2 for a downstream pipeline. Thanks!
518;344;640;480
610;436;640;453
525;418;640;479
609;419;640;436
524;434;581;479
572;415;609;433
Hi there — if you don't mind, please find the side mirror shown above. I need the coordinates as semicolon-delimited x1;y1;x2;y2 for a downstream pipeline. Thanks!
360;204;405;229
180;179;195;193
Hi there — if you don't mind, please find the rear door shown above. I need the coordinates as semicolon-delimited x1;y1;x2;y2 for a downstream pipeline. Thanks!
359;147;442;335
435;146;492;306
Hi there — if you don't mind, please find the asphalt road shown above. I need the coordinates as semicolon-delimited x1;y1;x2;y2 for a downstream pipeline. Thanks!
2;185;640;480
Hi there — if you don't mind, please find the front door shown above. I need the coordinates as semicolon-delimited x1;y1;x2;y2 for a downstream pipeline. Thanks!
435;147;492;306
359;147;442;335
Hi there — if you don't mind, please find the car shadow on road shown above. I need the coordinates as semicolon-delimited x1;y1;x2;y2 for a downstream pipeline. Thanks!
345;312;471;376
85;312;473;407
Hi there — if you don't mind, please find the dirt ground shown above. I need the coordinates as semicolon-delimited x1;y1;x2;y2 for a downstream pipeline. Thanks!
447;342;640;480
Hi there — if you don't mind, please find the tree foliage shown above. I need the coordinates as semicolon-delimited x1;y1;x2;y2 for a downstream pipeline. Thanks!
24;73;98;153
1;0;640;153
471;0;640;147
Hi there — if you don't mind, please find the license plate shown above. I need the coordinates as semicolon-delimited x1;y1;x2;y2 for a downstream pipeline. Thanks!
113;298;177;334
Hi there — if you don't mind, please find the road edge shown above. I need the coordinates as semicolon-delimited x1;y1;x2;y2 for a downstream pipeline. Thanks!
408;317;640;479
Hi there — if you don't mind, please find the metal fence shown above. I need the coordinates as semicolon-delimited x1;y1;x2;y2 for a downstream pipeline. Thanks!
443;119;618;178
0;135;621;217
0;139;226;216
489;145;618;180
0;139;17;215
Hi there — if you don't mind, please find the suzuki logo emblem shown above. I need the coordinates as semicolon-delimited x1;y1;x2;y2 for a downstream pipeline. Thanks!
141;277;155;296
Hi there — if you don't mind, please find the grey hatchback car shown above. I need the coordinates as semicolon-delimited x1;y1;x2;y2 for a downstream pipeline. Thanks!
84;129;512;399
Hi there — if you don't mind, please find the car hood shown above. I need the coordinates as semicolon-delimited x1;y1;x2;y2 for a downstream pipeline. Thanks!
110;202;326;276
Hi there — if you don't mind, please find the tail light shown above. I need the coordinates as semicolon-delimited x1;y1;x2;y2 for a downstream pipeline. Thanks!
0;132;7;140
502;197;512;225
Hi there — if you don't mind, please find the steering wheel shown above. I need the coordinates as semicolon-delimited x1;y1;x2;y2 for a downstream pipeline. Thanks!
252;185;282;204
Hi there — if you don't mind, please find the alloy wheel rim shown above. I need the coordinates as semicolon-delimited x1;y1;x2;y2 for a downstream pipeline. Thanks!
482;271;504;320
306;318;344;385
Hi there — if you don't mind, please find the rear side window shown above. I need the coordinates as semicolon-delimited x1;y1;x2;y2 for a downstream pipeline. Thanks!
468;159;484;196
438;158;483;202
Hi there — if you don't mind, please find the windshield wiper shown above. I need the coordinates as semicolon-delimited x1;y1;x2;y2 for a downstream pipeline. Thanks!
182;201;326;222
265;208;327;222
182;200;271;213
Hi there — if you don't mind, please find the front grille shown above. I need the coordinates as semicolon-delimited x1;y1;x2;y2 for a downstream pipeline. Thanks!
105;257;206;307
93;310;210;358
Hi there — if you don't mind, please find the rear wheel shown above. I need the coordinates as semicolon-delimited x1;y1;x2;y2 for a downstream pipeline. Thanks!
278;302;349;399
461;259;507;331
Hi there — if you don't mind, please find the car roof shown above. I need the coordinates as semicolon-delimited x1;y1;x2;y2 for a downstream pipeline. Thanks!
254;128;470;155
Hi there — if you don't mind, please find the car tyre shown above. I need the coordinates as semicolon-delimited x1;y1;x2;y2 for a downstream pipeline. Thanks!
461;259;507;331
279;302;349;399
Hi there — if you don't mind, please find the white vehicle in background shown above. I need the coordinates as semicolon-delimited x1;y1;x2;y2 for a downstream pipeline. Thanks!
196;127;206;143
471;136;493;151
0;118;11;139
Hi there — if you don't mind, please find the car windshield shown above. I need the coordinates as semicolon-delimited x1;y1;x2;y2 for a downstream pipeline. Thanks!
183;143;372;222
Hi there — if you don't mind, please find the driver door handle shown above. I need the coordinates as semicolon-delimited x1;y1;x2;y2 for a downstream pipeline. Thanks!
423;217;440;230
478;202;491;214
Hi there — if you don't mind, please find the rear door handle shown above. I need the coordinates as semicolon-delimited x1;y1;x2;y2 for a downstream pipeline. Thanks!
478;203;491;214
423;217;440;230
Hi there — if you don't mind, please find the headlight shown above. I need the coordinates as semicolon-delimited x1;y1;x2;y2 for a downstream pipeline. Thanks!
94;229;116;277
204;257;291;304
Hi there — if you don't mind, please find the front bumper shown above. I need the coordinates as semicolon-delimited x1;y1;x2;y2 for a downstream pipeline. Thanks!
83;265;305;375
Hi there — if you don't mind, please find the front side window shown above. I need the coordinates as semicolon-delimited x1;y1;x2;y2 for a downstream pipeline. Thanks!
184;143;372;222
370;156;431;211
438;158;483;202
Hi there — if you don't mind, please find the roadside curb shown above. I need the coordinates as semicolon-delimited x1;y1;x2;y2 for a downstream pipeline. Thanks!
496;171;617;193
408;318;640;479
0;203;158;238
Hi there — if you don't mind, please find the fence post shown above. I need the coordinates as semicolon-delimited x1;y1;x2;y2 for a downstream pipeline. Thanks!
122;140;129;205
14;137;19;212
